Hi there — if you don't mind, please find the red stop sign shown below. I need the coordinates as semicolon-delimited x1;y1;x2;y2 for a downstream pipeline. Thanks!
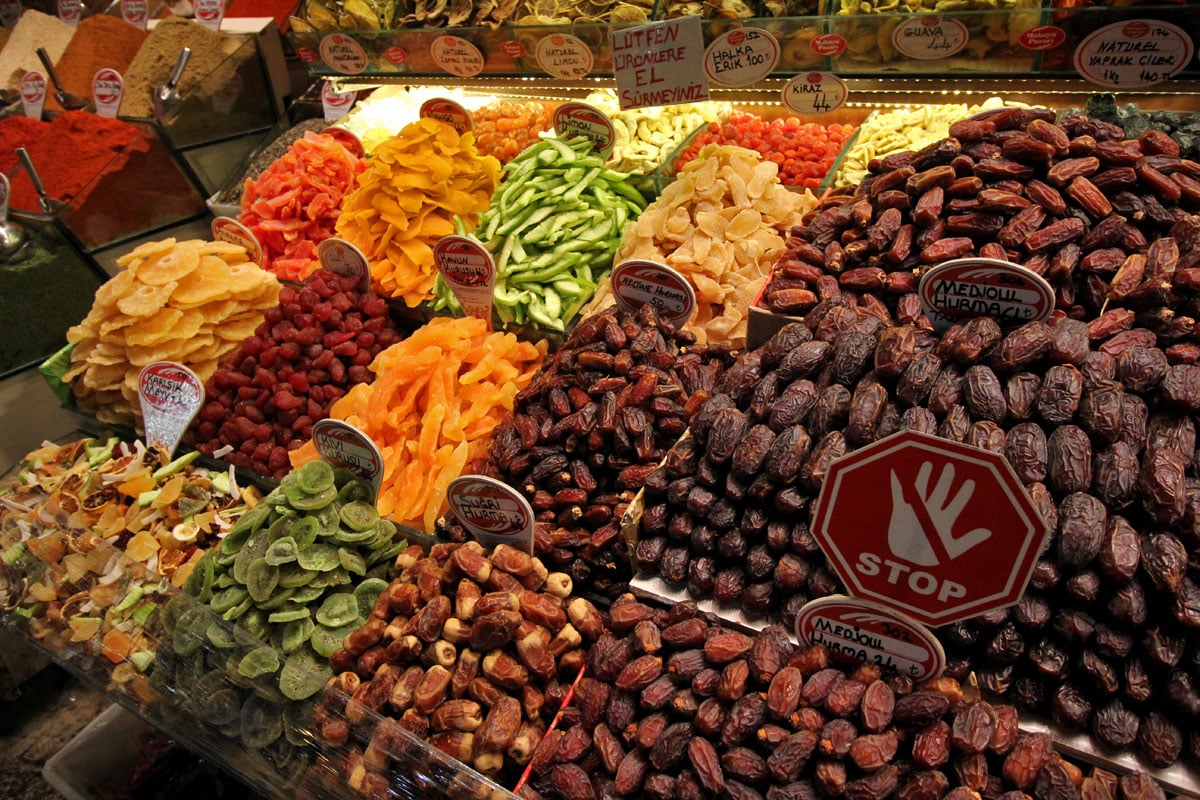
811;430;1049;628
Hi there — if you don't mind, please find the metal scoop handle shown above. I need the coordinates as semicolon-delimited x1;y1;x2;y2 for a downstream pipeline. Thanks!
16;147;64;214
35;48;64;92
36;47;94;111
164;47;192;94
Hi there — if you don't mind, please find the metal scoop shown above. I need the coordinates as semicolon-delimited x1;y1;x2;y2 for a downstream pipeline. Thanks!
16;148;67;215
0;173;30;260
152;47;191;118
36;47;93;111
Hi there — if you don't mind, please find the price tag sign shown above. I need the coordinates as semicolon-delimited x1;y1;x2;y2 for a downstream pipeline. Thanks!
1019;25;1066;52
320;34;368;75
194;0;224;30
553;102;616;158
211;217;264;266
782;72;847;115
796;596;946;682
1074;20;1194;88
120;0;146;27
536;33;594;79
446;475;535;555
311;419;385;500
321;80;356;121
138;362;204;457
433;235;495;327
703;27;779;87
430;35;485;78
57;0;80;26
420;97;473;135
0;0;20;28
611;260;696;327
611;15;709;110
918;257;1054;332
892;15;969;60
321;126;365;158
317;237;372;292
92;69;123;118
20;71;45;119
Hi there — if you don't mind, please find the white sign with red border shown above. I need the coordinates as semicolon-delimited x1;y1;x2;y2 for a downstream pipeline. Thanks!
536;33;594;79
783;71;847;115
420;97;473;135
0;0;20;28
611;15;710;110
194;0;224;30
321;80;356;121
796;596;946;681
433;235;495;327
320;34;368;75
446;475;535;554
918;257;1054;332
704;27;779;87
811;429;1050;628
120;0;146;27
611;260;696;327
311;419;385;500
57;0;80;26
211;217;264;266
431;35;485;78
20;72;45;119
138;362;204;456
892;15;969;60
553;102;616;158
317;237;372;292
1073;20;1194;88
92;69;123;118
1019;25;1066;52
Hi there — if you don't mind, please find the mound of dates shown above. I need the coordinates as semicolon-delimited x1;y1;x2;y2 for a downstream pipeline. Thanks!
760;107;1200;324
520;595;1141;800
462;305;729;598
312;541;606;791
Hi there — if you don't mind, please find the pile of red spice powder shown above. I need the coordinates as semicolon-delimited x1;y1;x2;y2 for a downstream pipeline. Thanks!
47;14;147;112
0;111;148;212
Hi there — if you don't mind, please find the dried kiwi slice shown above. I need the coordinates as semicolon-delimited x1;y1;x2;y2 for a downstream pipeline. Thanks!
289;584;325;605
222;594;254;622
203;688;241;727
294;460;335;495
310;621;358;658
296;543;340;572
279;617;316;654
279;646;332;701
257;586;297;611
207;621;238;650
278;563;317;589
268;605;311;624
338;548;366;576
290;517;320;548
339;500;379;532
315;593;359;628
184;551;216;603
210;586;249;614
233;529;270;585
336;478;374;505
353;578;388;619
246;558;280;604
239;645;281;679
240;695;284;749
228;503;270;540
172;607;209;657
287;484;337;511
238;608;271;642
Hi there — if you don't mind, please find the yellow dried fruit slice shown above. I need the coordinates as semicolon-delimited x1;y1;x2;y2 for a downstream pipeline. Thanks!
134;246;201;286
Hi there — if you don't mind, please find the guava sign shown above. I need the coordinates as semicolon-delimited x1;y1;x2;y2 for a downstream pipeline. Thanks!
811;430;1049;628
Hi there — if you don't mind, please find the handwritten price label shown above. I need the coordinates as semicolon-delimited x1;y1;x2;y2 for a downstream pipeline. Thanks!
1073;19;1194;88
704;27;778;87
782;72;847;115
892;15;969;60
320;34;368;75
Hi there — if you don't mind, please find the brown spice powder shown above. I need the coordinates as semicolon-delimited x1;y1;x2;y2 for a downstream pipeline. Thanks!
118;16;241;118
47;14;147;112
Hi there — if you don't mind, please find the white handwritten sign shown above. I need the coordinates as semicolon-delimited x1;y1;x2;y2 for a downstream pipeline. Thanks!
704;27;778;87
1074;20;1194;88
611;15;709;110
892;15;969;60
782;72;847;115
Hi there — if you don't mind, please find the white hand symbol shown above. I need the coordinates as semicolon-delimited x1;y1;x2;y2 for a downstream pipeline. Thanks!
887;462;992;566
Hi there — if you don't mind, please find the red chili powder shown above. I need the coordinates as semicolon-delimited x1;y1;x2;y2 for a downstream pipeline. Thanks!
47;14;148;112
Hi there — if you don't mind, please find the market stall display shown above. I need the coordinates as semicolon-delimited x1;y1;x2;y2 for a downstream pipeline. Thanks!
0;9;74;89
213;119;329;211
119;17;244;119
585;92;732;176
471;100;559;164
45;14;147;112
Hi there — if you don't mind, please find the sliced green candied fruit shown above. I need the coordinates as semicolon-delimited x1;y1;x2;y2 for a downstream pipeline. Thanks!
238;645;281;679
315;593;359;628
336;478;374;505
240;695;284;749
279;646;332;701
293;460;335;495
296;542;340;572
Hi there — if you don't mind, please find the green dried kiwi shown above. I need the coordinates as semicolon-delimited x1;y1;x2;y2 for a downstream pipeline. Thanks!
365;563;392;582
304;504;338;531
353;578;388;618
214;573;237;589
177;483;211;518
337;548;366;576
238;608;271;642
289;516;321;548
365;520;399;551
283;699;316;747
227;502;270;541
240;695;284;749
196;668;230;699
203;688;242;727
336;478;373;505
184;551;216;603
224;653;255;689
308;567;350;589
367;541;406;568
160;594;190;633
288;584;325;605
278;563;317;589
279;646;332;701
251;675;286;704
315;593;359;627
233;529;270;585
331;524;375;544
296;542;340;572
268;605;311;624
207;621;238;649
294;460;335;495
215;547;238;567
266;513;296;542
286;482;337;511
279;617;315;654
239;645;281;679
246;558;280;604
175;649;208;698
339;500;379;532
257;586;297;611
309;621;358;658
173;607;210;656
222;594;254;622
210;585;249;614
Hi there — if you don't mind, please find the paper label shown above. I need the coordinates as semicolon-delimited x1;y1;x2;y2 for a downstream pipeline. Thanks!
384;46;407;64
1019;25;1066;51
611;260;696;327
311;419;384;501
501;40;526;58
194;0;224;29
810;32;847;57
296;46;319;64
20;72;45;120
320;34;368;75
211;217;264;266
430;35;485;78
553;102;616;157
120;0;146;27
138;362;204;457
446;475;535;555
321;80;356;121
1073;19;1194;88
536;33;594;79
92;69;123;118
892;15;969;60
782;71;847;115
704;27;779;87
57;0;80;26
918;257;1054;332
0;0;20;28
433;235;495;326
611;15;710;110
420;98;473;135
317;237;372;291
811;429;1050;627
0;173;11;221
322;126;365;158
796;596;946;681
